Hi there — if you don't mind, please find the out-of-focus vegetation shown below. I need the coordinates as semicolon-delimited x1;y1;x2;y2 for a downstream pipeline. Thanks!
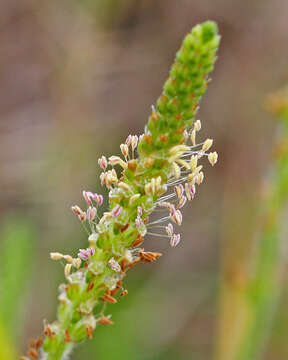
216;88;288;360
1;0;288;359
0;325;15;360
0;217;36;358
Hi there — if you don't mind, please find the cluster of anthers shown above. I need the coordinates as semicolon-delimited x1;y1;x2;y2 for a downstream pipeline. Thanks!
146;120;218;246
21;118;217;360
51;118;217;279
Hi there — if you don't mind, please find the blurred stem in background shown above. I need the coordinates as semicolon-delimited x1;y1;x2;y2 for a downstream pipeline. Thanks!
216;87;288;360
0;216;36;358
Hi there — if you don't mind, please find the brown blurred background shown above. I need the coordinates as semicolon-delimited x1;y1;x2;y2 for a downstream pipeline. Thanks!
1;0;288;359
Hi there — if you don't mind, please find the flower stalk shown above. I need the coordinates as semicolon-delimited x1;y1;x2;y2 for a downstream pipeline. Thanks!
22;21;220;360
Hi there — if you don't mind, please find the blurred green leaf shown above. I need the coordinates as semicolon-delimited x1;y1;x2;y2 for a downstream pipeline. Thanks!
0;215;36;337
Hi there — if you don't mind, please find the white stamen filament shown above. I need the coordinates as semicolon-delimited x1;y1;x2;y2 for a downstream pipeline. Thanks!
181;151;209;158
167;176;188;186
157;193;176;202
147;216;170;226
146;232;170;238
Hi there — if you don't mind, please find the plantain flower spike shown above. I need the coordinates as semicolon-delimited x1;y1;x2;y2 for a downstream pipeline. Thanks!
23;21;220;360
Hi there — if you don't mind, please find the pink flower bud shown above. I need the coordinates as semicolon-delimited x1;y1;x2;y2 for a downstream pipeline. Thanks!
170;233;181;247
87;206;97;221
88;247;95;257
71;205;82;215
170;209;182;225
100;172;107;186
83;191;93;205
78;247;95;261
174;184;184;199
120;144;129;158
135;216;147;236
78;249;88;260
98;156;108;170
111;204;123;218
108;257;121;272
185;183;196;201
177;196;187;209
131;135;138;151
125;135;132;146
166;223;174;237
169;204;177;215
78;212;87;222
93;193;103;206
